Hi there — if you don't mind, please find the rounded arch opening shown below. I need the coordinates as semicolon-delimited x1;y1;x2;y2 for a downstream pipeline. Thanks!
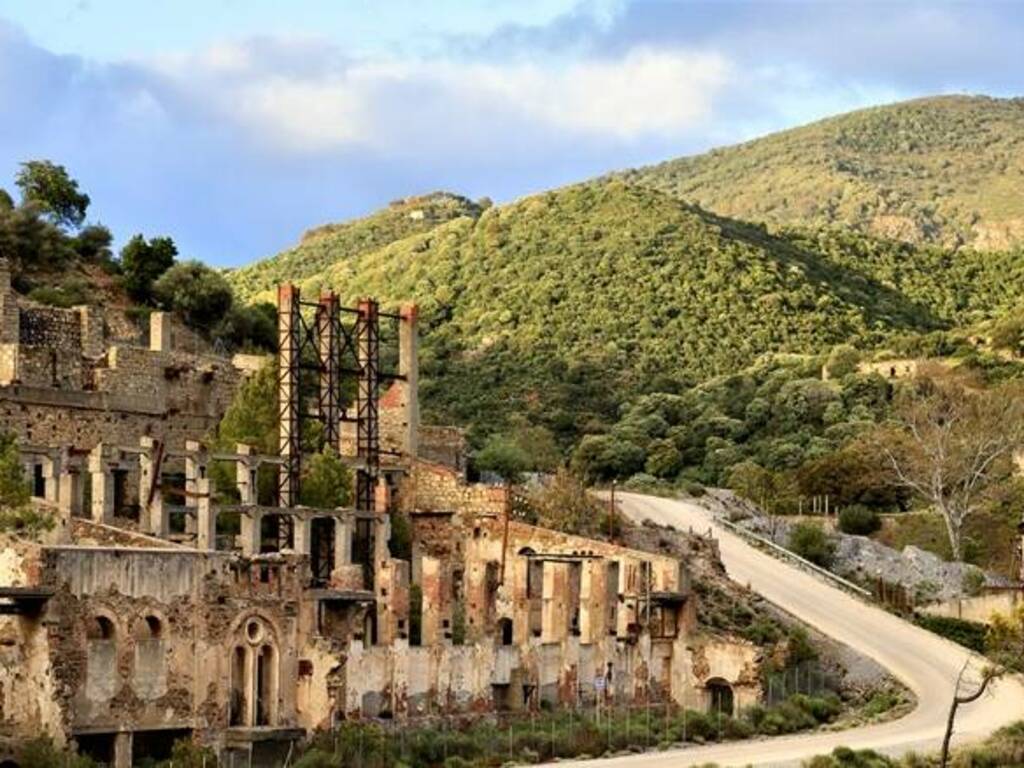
87;615;116;641
497;617;513;646
144;615;162;638
706;677;734;717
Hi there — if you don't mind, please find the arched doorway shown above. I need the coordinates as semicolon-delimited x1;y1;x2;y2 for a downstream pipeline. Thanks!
706;677;734;717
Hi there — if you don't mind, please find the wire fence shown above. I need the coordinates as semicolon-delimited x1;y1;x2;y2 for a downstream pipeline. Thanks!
763;659;841;705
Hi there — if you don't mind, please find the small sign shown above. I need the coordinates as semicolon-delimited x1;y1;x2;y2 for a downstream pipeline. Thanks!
594;676;606;690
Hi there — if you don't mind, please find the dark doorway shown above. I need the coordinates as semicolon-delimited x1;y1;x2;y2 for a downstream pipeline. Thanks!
32;463;45;498
133;729;191;764
76;733;116;765
707;678;734;717
311;518;336;586
352;517;375;589
498;617;514;646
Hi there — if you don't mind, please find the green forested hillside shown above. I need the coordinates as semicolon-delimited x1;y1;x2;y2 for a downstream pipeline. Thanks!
230;180;1024;445
619;95;1024;251
230;191;482;302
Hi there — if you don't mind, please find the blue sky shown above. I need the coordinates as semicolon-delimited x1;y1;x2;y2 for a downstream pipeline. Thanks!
1;1;1022;267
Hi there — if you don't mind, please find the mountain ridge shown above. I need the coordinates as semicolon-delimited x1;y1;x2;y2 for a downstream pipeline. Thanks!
617;94;1024;251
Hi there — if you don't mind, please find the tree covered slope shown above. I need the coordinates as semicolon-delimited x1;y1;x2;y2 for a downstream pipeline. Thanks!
229;180;1024;443
618;95;1024;251
230;191;482;302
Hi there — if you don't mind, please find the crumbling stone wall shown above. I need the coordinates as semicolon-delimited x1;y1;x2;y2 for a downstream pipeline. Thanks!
19;307;83;350
401;460;507;516
0;261;251;452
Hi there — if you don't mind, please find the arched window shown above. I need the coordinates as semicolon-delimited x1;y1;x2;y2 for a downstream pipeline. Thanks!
86;615;118;702
230;646;247;726
133;615;166;700
256;644;278;726
230;617;279;728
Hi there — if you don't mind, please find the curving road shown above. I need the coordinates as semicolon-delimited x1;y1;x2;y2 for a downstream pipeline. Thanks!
585;492;1024;767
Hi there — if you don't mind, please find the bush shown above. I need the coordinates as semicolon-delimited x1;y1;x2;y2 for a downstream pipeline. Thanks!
788;522;836;567
838;504;881;535
16;737;98;768
153;260;233;329
914;613;987;652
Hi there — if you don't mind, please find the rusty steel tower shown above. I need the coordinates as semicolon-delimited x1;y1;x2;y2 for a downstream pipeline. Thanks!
276;284;402;511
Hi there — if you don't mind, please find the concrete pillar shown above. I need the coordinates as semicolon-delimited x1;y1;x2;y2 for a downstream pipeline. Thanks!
335;516;352;566
113;731;132;768
293;513;311;555
374;478;391;514
40;454;59;504
184;440;206;535
196;478;216;551
399;303;419;459
236;443;257;505
88;444;113;524
374;514;391;567
58;458;83;519
149;311;172;352
138;437;157;535
541;562;569;644
240;510;262;556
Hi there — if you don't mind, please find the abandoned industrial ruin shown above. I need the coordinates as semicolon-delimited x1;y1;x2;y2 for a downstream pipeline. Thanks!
0;258;760;767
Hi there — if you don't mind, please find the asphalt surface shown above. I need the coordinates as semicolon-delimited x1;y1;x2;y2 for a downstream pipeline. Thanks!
576;492;1024;767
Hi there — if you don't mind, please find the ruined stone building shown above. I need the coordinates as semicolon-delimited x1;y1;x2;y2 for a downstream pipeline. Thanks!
0;273;759;767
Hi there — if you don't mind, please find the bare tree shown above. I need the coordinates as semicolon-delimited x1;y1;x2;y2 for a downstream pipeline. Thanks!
880;366;1024;561
940;659;1002;767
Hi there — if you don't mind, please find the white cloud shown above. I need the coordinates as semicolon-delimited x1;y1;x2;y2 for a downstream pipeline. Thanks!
150;39;733;152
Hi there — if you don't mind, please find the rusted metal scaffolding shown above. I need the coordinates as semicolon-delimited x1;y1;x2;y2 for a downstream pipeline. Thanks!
355;298;380;513
277;284;401;511
277;284;302;507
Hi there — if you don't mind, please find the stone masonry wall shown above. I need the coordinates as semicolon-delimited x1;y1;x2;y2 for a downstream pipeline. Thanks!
401;460;507;516
19;307;82;351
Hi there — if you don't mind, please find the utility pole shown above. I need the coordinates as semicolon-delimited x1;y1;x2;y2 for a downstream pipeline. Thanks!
609;480;617;543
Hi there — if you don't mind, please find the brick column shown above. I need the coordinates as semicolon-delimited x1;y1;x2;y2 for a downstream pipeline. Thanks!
77;305;104;358
0;258;19;345
399;303;419;459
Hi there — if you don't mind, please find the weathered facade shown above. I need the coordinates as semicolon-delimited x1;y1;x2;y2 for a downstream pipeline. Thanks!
0;277;760;767
0;258;254;453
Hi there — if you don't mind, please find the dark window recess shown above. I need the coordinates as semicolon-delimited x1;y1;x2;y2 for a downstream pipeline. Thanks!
298;659;314;677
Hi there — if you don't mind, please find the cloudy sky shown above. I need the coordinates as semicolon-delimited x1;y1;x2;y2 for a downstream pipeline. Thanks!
1;1;1021;266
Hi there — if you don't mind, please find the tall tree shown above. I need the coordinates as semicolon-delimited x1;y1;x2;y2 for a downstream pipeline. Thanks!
15;160;90;229
880;366;1024;561
120;234;177;302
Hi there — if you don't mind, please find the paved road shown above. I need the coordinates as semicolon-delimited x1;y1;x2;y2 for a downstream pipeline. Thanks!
586;492;1024;767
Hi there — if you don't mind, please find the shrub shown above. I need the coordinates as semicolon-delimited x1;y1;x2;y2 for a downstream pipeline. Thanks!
838;504;881;535
788;522;836;567
16;737;98;768
914;613;987;652
153;260;233;329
